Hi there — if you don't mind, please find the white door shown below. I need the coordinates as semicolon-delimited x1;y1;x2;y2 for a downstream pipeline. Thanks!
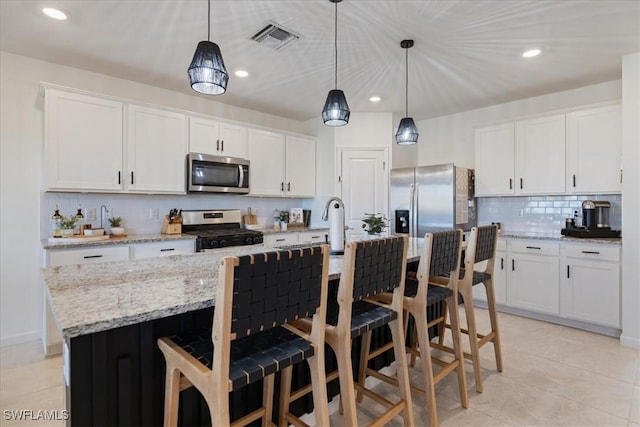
338;148;388;239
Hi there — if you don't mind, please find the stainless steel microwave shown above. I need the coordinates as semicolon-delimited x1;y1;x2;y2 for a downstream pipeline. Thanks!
187;153;250;194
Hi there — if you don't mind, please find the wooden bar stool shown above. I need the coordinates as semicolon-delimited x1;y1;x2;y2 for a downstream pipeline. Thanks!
157;246;331;427
433;224;502;393
279;235;414;426
368;230;468;427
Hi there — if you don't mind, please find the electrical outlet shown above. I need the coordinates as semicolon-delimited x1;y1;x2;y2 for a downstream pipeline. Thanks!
149;208;159;219
86;208;96;221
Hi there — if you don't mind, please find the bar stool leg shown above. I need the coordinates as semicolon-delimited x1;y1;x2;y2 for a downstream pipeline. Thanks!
163;365;181;427
447;295;469;409
389;317;415;426
484;279;504;372
263;375;275;427
356;331;373;403
307;351;331;427
278;367;293;427
459;284;483;393
331;341;358;426
412;310;438;427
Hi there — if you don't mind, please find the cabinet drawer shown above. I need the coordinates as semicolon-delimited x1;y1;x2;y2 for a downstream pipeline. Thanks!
49;246;130;266
509;240;559;256
263;234;298;246
132;240;195;259
563;243;620;262
297;231;326;244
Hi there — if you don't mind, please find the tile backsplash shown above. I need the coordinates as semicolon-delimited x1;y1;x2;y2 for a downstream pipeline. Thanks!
477;194;622;234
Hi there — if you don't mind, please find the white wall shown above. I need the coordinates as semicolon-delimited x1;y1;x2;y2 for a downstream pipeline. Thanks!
416;80;622;168
620;52;640;348
0;51;312;346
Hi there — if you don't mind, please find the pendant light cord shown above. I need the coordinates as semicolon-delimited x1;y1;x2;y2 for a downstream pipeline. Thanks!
334;0;338;89
207;0;211;42
405;47;409;117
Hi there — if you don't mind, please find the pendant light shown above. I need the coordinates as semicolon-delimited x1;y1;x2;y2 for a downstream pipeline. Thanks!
188;0;228;95
396;40;419;145
322;0;350;126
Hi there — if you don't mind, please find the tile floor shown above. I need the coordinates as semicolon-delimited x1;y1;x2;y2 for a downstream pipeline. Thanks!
1;309;638;426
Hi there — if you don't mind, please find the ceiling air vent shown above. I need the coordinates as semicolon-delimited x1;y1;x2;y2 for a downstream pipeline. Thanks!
251;21;300;50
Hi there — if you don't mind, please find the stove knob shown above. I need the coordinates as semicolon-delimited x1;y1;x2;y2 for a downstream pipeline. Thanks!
219;239;227;247
209;239;219;248
245;236;254;244
253;236;262;244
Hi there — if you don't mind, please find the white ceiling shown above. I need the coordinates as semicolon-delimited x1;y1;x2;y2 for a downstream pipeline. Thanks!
1;1;638;122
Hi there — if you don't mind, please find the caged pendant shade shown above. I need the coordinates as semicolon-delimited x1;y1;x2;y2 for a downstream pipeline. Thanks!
396;39;418;145
322;0;350;126
188;0;228;95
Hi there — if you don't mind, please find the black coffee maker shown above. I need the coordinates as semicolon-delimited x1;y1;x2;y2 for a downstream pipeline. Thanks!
562;200;620;238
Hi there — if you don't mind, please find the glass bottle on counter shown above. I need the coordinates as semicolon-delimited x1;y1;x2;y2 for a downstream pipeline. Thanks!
74;205;85;235
51;205;62;238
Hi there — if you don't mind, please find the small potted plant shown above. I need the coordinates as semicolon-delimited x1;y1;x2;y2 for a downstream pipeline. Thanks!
361;213;388;237
60;215;77;237
108;217;125;236
279;211;290;232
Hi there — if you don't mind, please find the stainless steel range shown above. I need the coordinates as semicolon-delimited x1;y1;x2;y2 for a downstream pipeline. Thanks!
181;209;263;252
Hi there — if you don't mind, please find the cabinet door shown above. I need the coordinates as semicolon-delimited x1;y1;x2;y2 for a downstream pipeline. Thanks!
45;90;123;191
188;116;220;155
473;249;507;305
131;240;195;259
474;124;515;196
566;105;622;194
515;114;566;195
48;246;130;266
247;129;285;196
127;105;187;194
508;241;560;315
219;122;248;159
285;136;316;197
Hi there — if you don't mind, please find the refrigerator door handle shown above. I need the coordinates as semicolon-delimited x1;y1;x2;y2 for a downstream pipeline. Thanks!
409;183;415;238
413;183;420;237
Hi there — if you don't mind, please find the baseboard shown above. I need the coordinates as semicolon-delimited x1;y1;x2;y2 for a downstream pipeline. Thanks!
0;331;40;347
620;334;640;349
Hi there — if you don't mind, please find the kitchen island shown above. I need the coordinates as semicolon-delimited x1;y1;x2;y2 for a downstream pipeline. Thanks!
44;238;426;426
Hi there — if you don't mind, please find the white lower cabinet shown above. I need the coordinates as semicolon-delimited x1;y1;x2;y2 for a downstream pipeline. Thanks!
263;233;298;246
560;243;620;327
131;240;195;259
508;241;560;315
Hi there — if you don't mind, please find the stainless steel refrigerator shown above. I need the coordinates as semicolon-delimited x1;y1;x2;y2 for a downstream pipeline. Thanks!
390;164;476;237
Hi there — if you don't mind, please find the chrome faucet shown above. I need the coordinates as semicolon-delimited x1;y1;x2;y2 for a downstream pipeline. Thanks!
322;196;344;221
100;205;109;229
322;196;346;254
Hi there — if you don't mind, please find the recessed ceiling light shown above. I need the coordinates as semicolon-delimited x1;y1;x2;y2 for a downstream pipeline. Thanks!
522;49;541;58
369;96;381;102
234;70;249;78
42;7;67;20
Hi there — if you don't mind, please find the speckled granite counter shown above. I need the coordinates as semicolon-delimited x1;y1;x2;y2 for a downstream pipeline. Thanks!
498;232;622;245
42;233;196;249
43;238;425;339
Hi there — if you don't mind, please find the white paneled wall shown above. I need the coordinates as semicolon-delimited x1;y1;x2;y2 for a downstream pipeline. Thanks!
478;194;622;233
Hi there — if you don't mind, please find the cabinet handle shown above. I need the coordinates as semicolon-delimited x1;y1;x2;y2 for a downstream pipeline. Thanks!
281;182;284;192
160;248;175;252
216;139;219;151
131;171;134;185
83;255;103;259
509;178;512;190
573;174;576;187
520;178;523;189
117;171;121;185
526;246;541;250
567;265;570;278
500;257;504;270
276;238;285;242
581;250;600;255
512;259;515;271
619;169;623;183
221;140;224;151
311;235;321;239
287;182;291;191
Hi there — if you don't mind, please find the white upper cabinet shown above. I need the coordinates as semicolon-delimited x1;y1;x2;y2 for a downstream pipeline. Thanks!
45;89;124;192
474;123;515;196
247;129;316;198
285;136;316;197
566;104;622;194
127;105;187;194
515;114;566;195
188;117;247;159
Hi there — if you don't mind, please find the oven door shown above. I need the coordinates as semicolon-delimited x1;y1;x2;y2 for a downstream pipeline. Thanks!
188;153;250;193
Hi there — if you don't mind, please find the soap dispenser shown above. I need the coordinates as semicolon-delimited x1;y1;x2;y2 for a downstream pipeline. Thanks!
74;205;85;235
51;205;62;238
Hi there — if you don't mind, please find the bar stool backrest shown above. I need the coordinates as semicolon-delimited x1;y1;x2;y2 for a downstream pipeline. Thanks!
415;230;463;298
352;237;406;301
471;225;498;264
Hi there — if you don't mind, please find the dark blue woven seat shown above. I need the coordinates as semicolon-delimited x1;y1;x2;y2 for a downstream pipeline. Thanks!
327;300;398;340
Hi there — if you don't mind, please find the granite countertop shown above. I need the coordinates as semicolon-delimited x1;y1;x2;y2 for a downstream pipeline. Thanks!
42;233;197;249
43;238;425;339
498;232;622;245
